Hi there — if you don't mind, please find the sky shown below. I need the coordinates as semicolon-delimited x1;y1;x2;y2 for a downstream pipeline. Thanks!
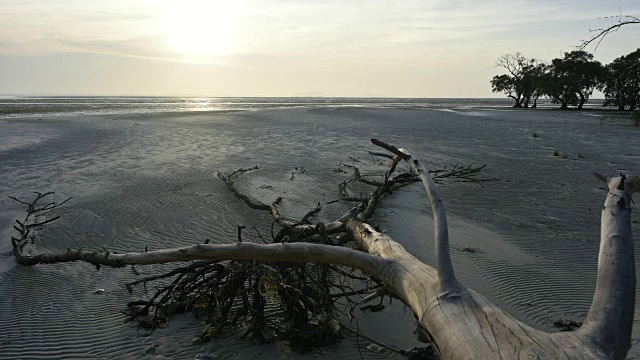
0;0;639;97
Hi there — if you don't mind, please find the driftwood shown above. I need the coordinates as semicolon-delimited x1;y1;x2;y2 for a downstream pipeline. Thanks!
9;139;638;359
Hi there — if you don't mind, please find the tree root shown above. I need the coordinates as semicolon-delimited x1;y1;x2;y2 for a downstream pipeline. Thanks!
8;140;515;358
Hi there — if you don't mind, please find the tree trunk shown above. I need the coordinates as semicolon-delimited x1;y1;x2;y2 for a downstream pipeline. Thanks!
578;92;587;110
579;175;637;359
509;95;523;108
9;141;639;360
617;95;624;111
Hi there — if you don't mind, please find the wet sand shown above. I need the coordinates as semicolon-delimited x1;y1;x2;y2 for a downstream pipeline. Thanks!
0;107;639;359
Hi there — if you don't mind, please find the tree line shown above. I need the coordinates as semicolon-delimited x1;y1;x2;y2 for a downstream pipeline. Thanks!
490;49;640;110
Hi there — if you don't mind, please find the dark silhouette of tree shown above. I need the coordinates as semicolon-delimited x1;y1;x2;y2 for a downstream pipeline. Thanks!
490;53;539;108
540;71;576;110
490;74;521;107
544;51;605;110
522;62;548;108
490;14;639;110
602;49;640;111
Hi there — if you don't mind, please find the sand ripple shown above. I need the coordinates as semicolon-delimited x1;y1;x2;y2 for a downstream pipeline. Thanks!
1;107;638;358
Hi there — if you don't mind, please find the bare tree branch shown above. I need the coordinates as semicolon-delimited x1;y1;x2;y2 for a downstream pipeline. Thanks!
580;14;640;50
9;141;635;359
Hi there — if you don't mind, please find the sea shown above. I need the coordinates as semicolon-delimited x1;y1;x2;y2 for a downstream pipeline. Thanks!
0;96;608;119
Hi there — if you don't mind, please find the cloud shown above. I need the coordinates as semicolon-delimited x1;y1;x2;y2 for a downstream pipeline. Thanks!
0;0;638;96
2;0;638;59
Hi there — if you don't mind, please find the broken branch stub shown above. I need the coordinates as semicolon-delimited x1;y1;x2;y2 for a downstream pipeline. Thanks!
9;141;636;359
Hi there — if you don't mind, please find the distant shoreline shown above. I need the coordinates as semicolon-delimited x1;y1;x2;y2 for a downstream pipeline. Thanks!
1;96;627;120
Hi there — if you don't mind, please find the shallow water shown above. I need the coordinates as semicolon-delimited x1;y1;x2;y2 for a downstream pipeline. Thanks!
0;96;607;120
0;105;638;359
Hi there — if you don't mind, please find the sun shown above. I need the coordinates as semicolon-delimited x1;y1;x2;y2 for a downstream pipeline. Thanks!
158;1;243;59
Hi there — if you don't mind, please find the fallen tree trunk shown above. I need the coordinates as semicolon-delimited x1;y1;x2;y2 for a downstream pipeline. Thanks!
10;140;638;359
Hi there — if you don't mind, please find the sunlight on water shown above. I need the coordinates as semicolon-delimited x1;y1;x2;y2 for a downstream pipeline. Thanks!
0;97;518;119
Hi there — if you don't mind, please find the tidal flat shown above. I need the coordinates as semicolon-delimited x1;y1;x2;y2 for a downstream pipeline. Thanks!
1;106;638;359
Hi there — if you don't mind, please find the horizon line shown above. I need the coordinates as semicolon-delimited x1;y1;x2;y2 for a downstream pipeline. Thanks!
0;94;513;99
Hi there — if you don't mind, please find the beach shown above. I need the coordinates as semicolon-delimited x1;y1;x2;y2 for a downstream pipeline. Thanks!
1;103;639;359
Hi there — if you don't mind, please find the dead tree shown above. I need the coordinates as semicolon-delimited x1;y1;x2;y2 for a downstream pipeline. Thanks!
10;139;638;359
580;14;640;50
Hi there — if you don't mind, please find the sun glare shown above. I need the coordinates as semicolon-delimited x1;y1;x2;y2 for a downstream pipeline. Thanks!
158;1;243;59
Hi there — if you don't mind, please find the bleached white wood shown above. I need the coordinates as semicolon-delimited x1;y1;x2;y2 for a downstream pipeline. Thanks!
14;241;389;275
578;175;638;359
397;147;460;293
12;149;638;359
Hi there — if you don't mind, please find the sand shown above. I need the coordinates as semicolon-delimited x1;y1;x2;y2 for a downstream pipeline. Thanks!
0;107;639;359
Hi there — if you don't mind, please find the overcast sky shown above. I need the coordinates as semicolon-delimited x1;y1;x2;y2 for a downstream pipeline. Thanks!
0;0;638;97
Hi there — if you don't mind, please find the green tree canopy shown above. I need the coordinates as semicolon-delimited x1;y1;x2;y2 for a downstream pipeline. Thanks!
545;50;605;109
521;62;548;108
603;49;640;111
490;53;539;108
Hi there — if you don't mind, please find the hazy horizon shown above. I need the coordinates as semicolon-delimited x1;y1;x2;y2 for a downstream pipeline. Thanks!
0;93;517;98
1;0;638;97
